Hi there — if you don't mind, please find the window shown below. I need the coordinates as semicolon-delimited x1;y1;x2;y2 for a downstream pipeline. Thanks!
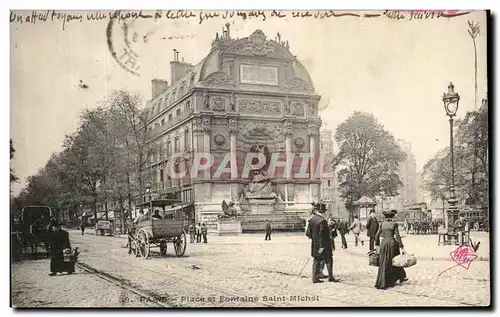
327;180;331;187
160;169;164;182
184;130;191;150
159;142;163;160
185;101;191;113
169;114;172;121
161;118;165;125
174;137;180;153
176;108;181;117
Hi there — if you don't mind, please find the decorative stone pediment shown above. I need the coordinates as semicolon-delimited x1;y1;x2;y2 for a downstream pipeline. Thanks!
201;71;235;86
223;30;294;60
282;77;314;92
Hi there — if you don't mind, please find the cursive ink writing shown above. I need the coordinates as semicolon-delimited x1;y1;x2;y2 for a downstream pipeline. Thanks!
438;247;478;276
10;9;473;30
162;35;195;40
164;10;197;21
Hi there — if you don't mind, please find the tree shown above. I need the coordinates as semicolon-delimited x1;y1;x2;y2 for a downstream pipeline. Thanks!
468;20;480;110
10;139;19;183
332;112;407;209
421;99;488;208
105;90;154;215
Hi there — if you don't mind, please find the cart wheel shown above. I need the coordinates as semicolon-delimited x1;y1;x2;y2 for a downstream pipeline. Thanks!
131;240;140;257
160;239;167;256
173;231;187;257
137;229;151;259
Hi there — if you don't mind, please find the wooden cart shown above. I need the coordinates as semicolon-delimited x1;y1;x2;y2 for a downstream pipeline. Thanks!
129;199;192;259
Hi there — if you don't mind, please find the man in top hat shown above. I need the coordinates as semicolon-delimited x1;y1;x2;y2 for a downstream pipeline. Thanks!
306;202;340;283
366;209;379;252
47;220;71;276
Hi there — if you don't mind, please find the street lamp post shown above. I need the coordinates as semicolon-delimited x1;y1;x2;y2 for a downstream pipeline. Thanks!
145;182;152;216
442;82;460;231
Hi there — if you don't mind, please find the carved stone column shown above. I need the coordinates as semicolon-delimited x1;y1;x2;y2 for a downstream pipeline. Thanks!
308;121;320;201
284;121;293;179
202;116;212;199
192;117;204;202
229;117;238;180
222;58;234;76
229;117;239;203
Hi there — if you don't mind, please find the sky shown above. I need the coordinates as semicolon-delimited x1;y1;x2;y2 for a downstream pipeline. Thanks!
10;10;488;195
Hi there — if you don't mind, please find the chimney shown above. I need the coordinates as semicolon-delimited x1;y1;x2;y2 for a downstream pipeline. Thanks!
225;22;231;39
170;49;194;85
151;79;169;99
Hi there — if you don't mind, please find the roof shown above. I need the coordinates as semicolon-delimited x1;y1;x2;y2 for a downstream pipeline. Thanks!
147;29;316;113
135;199;183;208
354;196;376;206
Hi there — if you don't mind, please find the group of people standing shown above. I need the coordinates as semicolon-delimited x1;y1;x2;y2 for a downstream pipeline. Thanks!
306;205;408;290
188;223;208;244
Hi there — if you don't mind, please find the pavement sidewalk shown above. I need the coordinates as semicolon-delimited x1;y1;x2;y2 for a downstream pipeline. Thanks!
340;231;490;261
72;229;490;261
11;258;149;307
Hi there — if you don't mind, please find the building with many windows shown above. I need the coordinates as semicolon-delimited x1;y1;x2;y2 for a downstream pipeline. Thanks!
143;26;324;230
397;139;418;206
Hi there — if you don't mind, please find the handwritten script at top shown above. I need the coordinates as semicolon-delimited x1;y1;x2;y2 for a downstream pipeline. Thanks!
438;246;478;276
10;10;472;31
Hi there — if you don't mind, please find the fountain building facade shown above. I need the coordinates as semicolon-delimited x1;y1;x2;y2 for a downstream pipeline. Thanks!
144;26;323;231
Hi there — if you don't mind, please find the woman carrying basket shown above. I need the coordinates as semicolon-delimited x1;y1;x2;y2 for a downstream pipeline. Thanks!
374;209;408;289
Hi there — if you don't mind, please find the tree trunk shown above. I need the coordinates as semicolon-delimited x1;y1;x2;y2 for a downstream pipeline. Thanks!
105;199;109;221
93;198;98;226
119;196;125;233
126;170;133;219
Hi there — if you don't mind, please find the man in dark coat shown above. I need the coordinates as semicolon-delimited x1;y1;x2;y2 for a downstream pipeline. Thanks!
47;220;71;276
366;209;379;252
338;218;349;249
265;220;272;241
306;203;340;283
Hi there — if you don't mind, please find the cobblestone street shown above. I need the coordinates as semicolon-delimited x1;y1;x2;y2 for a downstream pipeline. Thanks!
12;230;490;307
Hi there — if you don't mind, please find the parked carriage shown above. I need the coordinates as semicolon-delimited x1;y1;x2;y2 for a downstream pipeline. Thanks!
17;205;53;257
128;199;192;259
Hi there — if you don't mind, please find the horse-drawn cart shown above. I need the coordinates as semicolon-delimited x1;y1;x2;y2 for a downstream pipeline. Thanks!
128;199;192;259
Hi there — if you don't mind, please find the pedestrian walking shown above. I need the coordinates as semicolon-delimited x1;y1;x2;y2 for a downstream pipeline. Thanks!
265;220;272;241
189;224;195;243
366;210;379;252
46;220;71;276
196;223;202;243
338;218;349;249
374;210;407;289
305;202;340;283
80;221;85;235
328;217;338;251
201;223;208;243
349;216;362;247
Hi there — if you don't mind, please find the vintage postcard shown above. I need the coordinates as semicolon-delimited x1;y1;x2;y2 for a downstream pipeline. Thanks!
10;9;490;308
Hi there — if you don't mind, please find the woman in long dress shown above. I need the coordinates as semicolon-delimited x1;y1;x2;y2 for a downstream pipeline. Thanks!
374;210;407;289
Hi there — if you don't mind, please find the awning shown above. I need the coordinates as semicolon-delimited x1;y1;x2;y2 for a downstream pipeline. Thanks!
135;199;183;208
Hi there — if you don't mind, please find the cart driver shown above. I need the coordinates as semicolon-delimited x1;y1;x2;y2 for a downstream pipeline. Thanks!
152;209;163;220
133;211;145;224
